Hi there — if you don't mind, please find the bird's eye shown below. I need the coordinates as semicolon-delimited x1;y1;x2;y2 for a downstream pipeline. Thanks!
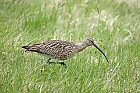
90;40;93;43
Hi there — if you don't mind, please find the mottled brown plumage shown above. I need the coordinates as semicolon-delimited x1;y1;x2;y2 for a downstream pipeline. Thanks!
22;38;108;67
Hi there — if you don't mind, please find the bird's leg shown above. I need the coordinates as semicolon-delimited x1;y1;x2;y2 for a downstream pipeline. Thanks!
46;58;67;67
55;59;67;67
56;62;67;68
46;58;51;63
46;58;56;64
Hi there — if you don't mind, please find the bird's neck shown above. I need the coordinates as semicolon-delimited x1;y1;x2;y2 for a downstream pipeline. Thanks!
75;42;89;53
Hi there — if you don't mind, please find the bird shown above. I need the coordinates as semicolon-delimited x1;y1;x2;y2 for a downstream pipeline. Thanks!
22;38;108;67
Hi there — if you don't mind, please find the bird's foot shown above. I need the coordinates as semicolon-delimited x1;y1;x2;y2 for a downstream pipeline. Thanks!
58;62;67;68
46;58;67;68
47;61;67;68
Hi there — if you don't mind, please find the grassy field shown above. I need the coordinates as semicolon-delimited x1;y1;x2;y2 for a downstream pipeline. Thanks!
0;0;140;93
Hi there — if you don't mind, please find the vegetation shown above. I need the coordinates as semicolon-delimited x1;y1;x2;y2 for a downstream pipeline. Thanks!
0;0;140;92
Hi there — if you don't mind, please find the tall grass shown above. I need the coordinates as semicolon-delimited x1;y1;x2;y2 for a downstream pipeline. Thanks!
0;0;140;93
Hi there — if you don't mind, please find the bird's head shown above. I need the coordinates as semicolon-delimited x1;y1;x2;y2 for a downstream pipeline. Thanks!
84;38;95;46
84;37;109;62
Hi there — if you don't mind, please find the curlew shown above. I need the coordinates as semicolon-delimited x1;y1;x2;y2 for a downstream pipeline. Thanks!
22;38;108;67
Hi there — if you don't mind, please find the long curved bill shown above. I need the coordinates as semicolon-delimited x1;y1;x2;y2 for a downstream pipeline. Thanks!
93;43;109;62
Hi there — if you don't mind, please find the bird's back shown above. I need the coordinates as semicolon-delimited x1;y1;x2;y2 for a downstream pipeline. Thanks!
22;40;78;60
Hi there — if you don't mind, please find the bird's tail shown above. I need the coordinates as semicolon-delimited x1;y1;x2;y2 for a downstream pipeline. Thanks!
22;46;29;49
22;45;41;53
22;46;31;52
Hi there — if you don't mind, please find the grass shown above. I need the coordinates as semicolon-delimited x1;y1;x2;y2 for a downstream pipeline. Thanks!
0;0;140;93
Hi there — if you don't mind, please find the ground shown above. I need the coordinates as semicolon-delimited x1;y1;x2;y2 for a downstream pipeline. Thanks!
0;0;140;93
